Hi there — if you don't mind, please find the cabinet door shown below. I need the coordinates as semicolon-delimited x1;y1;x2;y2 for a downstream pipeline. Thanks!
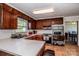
42;20;51;27
0;4;2;28
31;20;36;29
10;14;17;29
35;35;43;41
36;21;43;29
55;18;63;24
2;10;17;29
2;10;11;29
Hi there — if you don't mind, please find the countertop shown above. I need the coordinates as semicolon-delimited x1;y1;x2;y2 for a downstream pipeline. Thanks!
24;34;39;39
0;38;45;56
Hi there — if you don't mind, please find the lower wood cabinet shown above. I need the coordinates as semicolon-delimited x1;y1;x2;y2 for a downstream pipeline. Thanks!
0;51;14;56
35;35;43;41
37;43;45;56
30;35;43;41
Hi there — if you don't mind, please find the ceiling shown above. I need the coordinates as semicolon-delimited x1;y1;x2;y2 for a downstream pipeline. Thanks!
8;3;79;20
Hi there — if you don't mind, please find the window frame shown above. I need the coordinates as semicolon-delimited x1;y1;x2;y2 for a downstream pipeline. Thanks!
17;18;28;32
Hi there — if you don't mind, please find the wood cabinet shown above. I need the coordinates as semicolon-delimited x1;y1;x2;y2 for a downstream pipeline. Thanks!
30;35;43;41
2;10;11;29
1;9;17;29
3;4;13;13
32;20;36;29
43;20;51;26
28;20;36;29
54;18;63;24
0;51;14;56
0;4;17;29
36;20;43;29
10;14;17;29
35;35;43;41
0;3;34;29
13;8;30;20
0;4;2;29
36;18;63;29
37;43;45;56
0;3;63;29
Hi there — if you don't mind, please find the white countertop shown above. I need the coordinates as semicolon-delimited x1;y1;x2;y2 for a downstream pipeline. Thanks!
0;38;45;56
24;34;41;39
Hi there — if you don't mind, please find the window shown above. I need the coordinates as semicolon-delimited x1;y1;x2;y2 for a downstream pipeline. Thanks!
16;18;28;32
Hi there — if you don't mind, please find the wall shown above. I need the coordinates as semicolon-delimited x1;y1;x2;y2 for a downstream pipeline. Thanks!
65;21;77;33
78;22;79;46
0;30;15;39
36;30;52;34
64;16;79;21
27;29;52;34
63;16;79;46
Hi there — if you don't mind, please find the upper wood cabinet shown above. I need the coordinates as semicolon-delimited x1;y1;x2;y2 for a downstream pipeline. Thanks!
2;10;17;29
28;20;36;29
42;20;51;27
13;8;30;20
36;18;63;29
0;4;17;29
36;20;43;29
10;14;17;29
2;10;11;29
54;18;63;24
3;4;13;13
0;4;3;29
0;3;34;29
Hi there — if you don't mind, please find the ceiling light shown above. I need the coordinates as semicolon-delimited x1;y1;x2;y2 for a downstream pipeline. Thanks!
33;8;54;14
72;22;76;24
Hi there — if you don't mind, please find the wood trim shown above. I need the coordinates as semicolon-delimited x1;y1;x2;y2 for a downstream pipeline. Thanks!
37;43;46;56
0;51;14;56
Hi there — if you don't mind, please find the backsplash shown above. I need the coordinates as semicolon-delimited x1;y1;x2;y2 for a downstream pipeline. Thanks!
0;30;16;39
27;29;52;34
36;30;52;34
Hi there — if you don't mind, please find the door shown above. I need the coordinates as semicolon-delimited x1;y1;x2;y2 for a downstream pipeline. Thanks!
65;21;78;45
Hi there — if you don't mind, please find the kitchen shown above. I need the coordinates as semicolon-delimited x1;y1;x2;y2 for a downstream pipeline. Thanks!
0;3;79;56
0;3;46;56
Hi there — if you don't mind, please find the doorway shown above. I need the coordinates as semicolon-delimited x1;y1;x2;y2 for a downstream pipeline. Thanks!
65;21;78;45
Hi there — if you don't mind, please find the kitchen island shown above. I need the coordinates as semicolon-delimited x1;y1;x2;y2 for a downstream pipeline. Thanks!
0;38;45;56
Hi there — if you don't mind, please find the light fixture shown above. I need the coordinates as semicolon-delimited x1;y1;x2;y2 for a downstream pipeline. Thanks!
72;22;76;24
33;8;54;14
